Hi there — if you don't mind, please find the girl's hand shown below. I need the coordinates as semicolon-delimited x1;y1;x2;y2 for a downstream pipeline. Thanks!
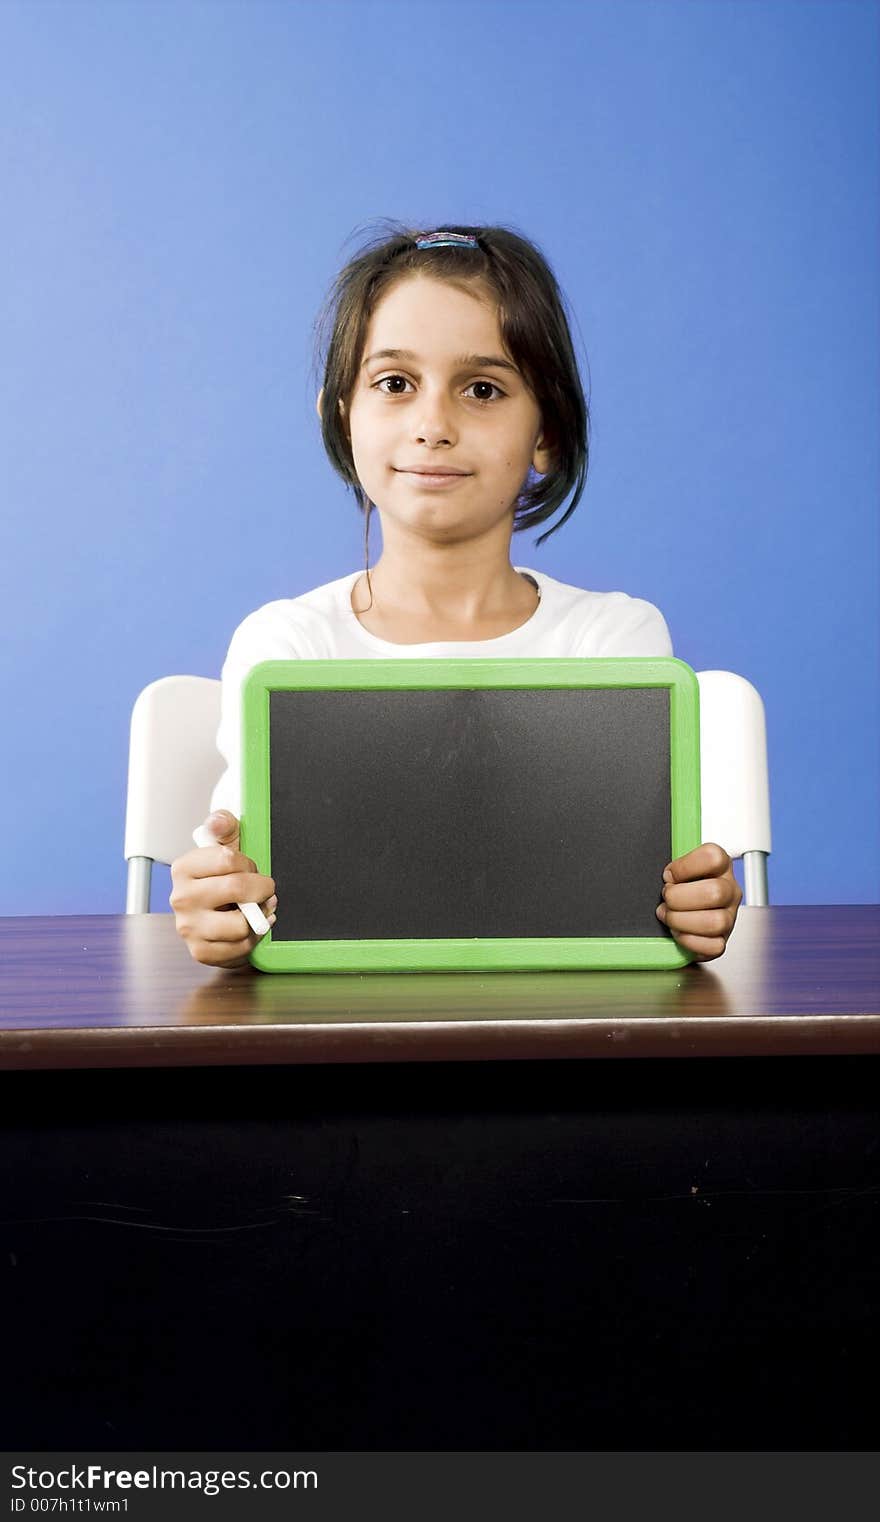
655;842;743;963
169;810;277;970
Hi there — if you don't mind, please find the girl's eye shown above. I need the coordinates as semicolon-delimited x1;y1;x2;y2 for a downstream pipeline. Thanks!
372;375;504;403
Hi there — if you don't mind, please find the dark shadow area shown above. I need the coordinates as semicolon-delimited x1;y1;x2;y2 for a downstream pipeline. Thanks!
1;1057;877;1449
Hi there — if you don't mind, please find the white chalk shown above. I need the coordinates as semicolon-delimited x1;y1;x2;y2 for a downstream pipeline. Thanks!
192;824;272;938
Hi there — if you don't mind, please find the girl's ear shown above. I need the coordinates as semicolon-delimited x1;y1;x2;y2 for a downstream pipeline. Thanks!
533;430;555;476
317;388;350;440
317;389;347;419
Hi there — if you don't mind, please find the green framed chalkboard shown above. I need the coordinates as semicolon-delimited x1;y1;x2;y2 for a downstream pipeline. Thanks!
240;658;701;973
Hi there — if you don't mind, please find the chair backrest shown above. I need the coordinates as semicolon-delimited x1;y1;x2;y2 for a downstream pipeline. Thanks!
125;668;771;910
696;670;771;860
124;675;224;880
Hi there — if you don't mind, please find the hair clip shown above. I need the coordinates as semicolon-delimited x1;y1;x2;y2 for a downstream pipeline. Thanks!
414;232;480;251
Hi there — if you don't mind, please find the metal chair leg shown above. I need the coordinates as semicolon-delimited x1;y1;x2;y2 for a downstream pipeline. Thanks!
742;850;769;907
126;857;153;914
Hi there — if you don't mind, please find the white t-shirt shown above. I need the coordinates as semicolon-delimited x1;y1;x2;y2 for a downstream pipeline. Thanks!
209;566;673;819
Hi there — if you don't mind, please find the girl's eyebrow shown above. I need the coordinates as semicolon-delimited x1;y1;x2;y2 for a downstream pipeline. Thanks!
362;347;519;376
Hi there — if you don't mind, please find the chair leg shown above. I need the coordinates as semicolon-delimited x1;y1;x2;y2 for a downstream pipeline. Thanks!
126;857;153;914
742;850;769;907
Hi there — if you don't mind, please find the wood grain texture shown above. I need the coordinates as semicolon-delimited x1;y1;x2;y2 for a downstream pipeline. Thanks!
0;906;877;1068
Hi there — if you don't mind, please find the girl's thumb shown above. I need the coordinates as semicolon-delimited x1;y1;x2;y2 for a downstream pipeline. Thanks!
205;810;239;843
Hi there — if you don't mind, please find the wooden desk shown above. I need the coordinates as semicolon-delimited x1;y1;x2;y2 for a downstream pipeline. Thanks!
1;906;878;1067
1;908;877;1452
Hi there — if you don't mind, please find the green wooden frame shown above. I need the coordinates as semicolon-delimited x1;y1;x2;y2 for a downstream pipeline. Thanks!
241;657;701;973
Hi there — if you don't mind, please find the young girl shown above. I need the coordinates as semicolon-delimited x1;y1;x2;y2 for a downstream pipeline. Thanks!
170;222;742;969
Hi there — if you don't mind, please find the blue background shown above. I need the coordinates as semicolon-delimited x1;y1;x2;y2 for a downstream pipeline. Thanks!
2;0;877;914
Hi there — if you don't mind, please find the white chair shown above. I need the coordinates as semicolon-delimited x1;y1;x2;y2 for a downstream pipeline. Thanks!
697;670;772;906
124;676;225;914
124;669;771;913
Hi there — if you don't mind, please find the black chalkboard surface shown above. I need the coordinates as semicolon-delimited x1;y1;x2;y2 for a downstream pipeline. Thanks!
240;658;701;973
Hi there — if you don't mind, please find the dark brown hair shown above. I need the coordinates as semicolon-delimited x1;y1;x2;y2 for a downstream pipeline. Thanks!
309;218;591;606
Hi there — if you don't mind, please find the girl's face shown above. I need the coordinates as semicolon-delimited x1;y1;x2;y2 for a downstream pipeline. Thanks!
340;274;552;545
